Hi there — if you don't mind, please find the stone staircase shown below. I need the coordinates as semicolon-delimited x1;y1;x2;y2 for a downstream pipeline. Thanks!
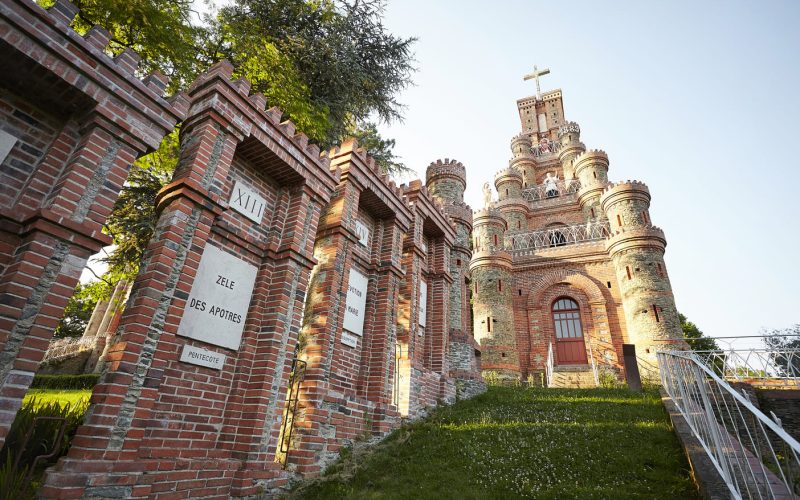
549;364;597;388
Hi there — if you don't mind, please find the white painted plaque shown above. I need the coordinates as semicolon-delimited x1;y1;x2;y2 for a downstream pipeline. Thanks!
354;220;370;247
177;245;258;350
342;269;368;336
341;331;359;348
229;180;267;224
0;130;17;164
418;281;427;327
180;344;226;370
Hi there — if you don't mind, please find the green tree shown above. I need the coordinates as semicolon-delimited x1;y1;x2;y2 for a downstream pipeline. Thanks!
54;280;109;338
48;0;416;315
214;0;416;150
761;324;800;376
679;313;719;351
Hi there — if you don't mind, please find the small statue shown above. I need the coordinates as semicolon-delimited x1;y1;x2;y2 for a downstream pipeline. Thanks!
482;182;493;207
544;172;559;197
540;138;551;153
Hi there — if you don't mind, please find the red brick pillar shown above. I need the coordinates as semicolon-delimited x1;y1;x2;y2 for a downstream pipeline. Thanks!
40;62;336;498
0;0;187;444
289;139;411;475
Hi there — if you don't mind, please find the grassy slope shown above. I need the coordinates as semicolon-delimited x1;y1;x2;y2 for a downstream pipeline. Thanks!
22;389;91;408
290;387;697;499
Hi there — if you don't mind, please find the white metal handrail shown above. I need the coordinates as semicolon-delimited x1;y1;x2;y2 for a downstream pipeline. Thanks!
587;340;599;386
521;179;580;202
545;342;554;388
509;219;610;252
692;348;800;388
42;336;97;361
659;349;800;499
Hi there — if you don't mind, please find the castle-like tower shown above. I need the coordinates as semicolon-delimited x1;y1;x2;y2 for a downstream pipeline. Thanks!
472;72;682;384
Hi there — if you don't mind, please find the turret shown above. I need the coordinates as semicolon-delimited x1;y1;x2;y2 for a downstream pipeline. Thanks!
470;208;519;381
575;149;610;219
557;121;585;180
426;158;466;204
494;168;528;232
600;181;683;378
509;134;535;188
426;159;474;342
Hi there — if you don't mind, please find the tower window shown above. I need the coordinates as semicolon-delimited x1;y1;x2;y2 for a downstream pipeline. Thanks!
487;316;491;333
494;234;498;246
518;220;521;229
518;289;522;296
641;211;649;224
652;305;660;322
656;263;664;277
506;188;509;196
593;172;597;179
456;259;461;266
497;279;502;292
590;208;595;218
607;281;612;289
626;266;632;280
617;214;623;227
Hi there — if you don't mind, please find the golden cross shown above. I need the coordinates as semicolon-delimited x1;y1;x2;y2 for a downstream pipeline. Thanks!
523;65;551;98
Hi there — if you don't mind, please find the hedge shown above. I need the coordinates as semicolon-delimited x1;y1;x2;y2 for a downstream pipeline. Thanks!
30;374;99;390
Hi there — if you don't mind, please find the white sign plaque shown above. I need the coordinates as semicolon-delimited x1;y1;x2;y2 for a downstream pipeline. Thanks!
418;281;427;327
180;344;226;370
342;269;368;336
0;130;17;165
341;331;359;348
354;220;370;247
229;180;267;224
177;245;258;350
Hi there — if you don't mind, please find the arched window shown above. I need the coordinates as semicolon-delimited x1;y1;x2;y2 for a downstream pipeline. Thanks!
549;230;567;247
552;298;583;339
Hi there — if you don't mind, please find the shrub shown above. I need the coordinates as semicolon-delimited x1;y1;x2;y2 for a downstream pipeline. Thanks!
30;374;99;390
0;397;89;499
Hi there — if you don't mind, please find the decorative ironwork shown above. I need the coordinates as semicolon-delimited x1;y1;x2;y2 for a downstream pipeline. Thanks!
509;219;610;252
659;348;800;499
531;139;562;158
521;179;580;202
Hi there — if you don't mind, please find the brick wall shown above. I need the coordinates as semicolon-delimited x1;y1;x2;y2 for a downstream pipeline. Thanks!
40;61;337;498
0;0;185;445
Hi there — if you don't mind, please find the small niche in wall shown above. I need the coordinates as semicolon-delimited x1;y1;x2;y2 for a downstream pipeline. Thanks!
607;281;612;289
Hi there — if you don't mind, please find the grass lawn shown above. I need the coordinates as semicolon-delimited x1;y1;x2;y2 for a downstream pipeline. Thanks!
22;389;91;409
289;386;697;499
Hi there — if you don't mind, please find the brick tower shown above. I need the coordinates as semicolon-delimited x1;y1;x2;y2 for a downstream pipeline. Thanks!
425;160;486;396
473;72;683;385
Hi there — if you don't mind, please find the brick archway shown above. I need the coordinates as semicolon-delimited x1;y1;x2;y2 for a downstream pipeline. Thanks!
524;269;617;375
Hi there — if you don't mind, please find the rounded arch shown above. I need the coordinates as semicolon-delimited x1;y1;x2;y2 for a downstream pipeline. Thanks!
527;269;606;309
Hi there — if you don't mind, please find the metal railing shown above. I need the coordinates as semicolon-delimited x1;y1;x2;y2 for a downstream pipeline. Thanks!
659;349;800;499
545;342;554;388
521;179;580;202
692;348;800;389
42;337;97;362
531;140;562;158
508;219;610;253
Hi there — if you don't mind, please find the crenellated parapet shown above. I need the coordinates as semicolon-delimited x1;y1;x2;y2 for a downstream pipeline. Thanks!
426;158;467;203
574;149;610;217
494;167;524;201
600;180;655;237
604;225;667;256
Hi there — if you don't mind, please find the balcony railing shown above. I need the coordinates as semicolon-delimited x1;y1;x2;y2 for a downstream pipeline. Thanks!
531;139;562;158
508;219;610;253
521;179;580;202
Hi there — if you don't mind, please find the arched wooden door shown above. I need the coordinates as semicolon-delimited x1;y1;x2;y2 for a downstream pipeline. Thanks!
552;297;588;364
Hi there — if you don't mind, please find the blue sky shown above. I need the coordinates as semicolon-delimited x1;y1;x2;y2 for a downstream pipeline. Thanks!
375;0;800;342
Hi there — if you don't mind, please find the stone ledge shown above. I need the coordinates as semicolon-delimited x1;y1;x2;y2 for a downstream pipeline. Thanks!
660;389;729;500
